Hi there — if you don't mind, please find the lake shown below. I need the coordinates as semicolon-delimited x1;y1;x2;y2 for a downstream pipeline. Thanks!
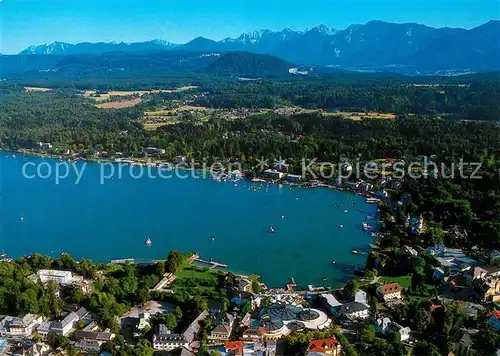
0;152;376;287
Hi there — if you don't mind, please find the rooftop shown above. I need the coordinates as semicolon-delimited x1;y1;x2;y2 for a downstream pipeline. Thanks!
338;302;369;314
378;283;403;295
321;293;342;308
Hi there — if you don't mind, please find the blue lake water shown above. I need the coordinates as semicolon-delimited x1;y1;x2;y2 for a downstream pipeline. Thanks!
0;153;376;287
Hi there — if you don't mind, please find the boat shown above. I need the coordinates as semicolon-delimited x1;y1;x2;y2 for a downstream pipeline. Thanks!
331;260;337;265
371;232;377;237
145;237;152;246
20;215;24;222
362;222;372;231
281;214;285;219
366;197;380;204
344;209;349;213
321;277;329;282
211;236;216;241
269;226;275;233
338;224;344;228
295;197;299;201
352;249;359;255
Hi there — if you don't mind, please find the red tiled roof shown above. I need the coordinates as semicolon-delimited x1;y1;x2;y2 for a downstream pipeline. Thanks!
378;283;402;295
308;338;339;353
487;309;500;319
225;341;244;350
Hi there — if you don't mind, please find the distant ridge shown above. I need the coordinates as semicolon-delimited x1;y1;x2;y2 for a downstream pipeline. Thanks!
15;20;500;73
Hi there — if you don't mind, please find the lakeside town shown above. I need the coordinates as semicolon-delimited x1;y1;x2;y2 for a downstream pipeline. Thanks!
1;185;500;356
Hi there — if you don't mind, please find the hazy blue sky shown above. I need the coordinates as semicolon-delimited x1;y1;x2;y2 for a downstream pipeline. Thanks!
1;0;499;53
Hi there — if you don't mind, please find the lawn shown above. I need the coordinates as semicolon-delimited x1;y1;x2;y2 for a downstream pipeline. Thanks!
175;264;216;282
172;263;219;294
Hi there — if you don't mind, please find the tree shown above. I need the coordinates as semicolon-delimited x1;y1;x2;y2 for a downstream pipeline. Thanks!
166;250;185;274
414;309;431;332
238;300;251;316
137;286;151;305
360;324;376;344
133;339;153;356
164;313;178;331
343;280;361;299
174;306;183;319
252;280;263;294
155;261;166;277
427;226;445;245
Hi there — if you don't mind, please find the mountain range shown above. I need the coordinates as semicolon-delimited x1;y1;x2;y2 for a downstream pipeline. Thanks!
17;20;500;73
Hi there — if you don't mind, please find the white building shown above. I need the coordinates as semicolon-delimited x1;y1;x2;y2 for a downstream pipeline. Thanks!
377;283;403;302
0;314;43;337
337;302;369;320
354;290;369;306
153;324;189;351
392;323;411;341
35;269;73;285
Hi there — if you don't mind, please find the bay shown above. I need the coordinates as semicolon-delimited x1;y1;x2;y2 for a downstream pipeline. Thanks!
0;153;376;287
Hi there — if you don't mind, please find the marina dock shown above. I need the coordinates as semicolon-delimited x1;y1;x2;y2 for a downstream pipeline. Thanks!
195;258;228;269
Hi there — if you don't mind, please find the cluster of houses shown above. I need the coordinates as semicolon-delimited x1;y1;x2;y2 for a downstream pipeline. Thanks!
0;269;113;355
428;245;500;306
321;282;411;344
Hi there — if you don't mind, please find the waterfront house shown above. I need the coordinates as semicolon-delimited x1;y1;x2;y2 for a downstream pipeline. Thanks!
36;142;53;150
343;181;359;191
262;169;284;180
377;283;403;302
152;324;188;351
337;302;369;320
145;147;166;155
320;294;343;314
236;277;253;293
173;155;187;164
487;310;500;330
285;174;302;182
358;181;373;194
307;337;342;356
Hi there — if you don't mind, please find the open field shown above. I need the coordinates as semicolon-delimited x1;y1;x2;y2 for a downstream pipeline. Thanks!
144;105;208;117
83;86;198;102
96;98;142;109
24;86;53;92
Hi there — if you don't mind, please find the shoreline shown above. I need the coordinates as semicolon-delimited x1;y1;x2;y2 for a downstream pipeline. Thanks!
1;149;386;199
1;150;381;289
